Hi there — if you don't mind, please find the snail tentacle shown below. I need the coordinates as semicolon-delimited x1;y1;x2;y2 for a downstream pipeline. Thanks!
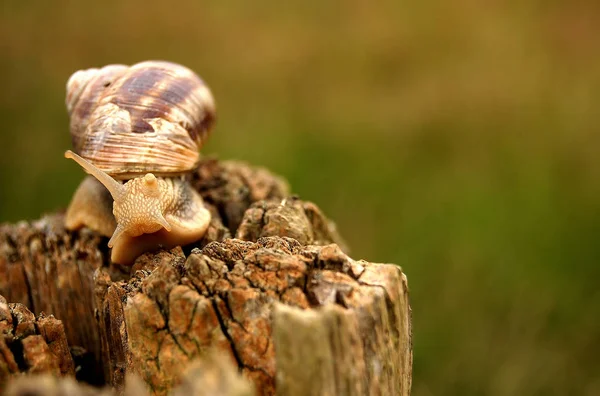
65;150;124;200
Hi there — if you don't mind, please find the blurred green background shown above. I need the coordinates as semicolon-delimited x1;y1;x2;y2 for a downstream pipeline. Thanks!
1;1;600;394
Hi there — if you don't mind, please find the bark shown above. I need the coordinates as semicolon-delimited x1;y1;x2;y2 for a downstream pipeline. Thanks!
0;158;411;395
0;294;75;388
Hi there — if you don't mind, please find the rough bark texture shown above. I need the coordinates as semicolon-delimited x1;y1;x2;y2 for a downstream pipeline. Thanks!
0;294;75;388
0;158;412;395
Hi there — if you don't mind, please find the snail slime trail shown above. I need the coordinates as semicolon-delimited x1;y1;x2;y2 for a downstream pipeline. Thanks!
64;61;215;265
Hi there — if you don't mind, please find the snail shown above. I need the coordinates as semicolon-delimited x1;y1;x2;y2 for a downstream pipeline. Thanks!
63;60;216;265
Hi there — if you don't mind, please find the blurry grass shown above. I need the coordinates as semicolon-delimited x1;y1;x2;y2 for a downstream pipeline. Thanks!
1;1;600;394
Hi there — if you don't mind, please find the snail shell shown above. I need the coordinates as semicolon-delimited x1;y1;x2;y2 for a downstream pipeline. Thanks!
64;61;215;265
66;60;216;179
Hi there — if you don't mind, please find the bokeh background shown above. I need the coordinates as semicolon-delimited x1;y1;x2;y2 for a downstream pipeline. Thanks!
1;1;600;394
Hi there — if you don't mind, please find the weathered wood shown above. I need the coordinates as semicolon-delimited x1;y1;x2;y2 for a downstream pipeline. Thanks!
3;352;254;396
0;218;105;383
0;294;75;388
0;158;411;395
273;304;366;396
171;352;255;396
4;375;113;396
272;261;412;396
236;198;347;251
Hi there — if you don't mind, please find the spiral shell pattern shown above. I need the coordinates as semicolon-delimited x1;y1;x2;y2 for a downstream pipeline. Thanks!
66;61;216;178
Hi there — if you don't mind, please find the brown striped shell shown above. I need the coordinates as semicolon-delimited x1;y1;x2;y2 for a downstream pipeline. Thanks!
66;61;216;179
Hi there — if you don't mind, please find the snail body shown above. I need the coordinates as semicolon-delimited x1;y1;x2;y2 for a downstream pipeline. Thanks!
64;61;215;265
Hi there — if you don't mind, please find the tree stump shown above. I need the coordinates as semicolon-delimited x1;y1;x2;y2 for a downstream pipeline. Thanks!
0;294;74;387
0;158;412;395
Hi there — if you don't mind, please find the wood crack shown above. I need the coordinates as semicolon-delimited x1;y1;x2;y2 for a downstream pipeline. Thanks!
0;158;411;396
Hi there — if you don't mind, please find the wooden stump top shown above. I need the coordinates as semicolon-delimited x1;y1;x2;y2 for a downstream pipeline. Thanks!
0;158;411;396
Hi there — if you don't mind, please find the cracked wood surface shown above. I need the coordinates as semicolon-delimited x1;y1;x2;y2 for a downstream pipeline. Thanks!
0;294;74;388
0;158;411;395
